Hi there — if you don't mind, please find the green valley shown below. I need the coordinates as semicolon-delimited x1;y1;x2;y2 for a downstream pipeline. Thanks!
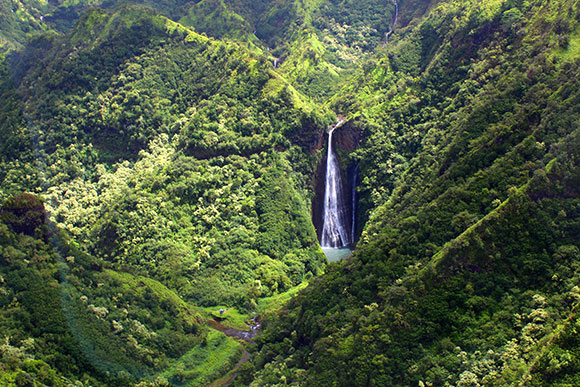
1;0;580;386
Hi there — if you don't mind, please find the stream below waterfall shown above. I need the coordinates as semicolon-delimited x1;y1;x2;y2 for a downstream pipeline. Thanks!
208;318;261;342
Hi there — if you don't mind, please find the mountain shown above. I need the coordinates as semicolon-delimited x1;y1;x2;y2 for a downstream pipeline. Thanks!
242;0;580;386
0;4;329;385
1;0;580;386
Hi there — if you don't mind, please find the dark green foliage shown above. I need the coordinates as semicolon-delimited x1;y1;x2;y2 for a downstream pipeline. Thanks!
0;193;46;237
255;164;317;259
528;307;580;386
248;128;580;386
0;55;32;165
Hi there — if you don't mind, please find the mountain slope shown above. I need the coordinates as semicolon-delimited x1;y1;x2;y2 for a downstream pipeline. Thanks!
243;0;580;385
0;193;207;386
2;5;330;307
3;0;399;100
0;5;331;385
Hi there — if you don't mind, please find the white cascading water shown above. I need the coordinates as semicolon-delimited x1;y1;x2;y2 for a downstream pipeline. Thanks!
384;0;399;45
321;123;351;248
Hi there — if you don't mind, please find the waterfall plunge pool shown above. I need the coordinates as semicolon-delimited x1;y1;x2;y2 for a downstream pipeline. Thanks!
323;247;353;262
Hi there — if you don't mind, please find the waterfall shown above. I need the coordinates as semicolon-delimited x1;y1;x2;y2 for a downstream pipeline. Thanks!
384;0;399;45
321;122;351;248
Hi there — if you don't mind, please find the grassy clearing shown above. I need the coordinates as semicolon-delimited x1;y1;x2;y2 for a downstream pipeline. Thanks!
552;28;580;62
199;281;311;331
158;330;243;386
200;306;251;330
188;283;312;386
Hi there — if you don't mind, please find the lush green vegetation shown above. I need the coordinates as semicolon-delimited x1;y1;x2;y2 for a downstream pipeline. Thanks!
159;330;243;387
0;204;207;385
1;0;580;386
1;4;329;307
240;0;580;386
0;3;330;385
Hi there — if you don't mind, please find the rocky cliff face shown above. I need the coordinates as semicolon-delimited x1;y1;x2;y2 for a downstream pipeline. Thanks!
288;118;326;153
334;120;362;152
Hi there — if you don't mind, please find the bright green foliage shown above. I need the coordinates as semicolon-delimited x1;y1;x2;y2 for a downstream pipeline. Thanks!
207;306;250;330
159;329;243;386
2;0;398;100
0;0;50;51
180;0;252;41
0;6;328;309
0;0;192;52
0;4;331;385
181;0;399;100
265;0;399;100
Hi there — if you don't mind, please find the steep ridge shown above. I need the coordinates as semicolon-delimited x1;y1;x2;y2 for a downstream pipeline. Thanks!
4;5;331;304
3;0;400;100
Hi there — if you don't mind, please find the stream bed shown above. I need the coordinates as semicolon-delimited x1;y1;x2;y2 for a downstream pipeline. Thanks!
208;318;262;342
